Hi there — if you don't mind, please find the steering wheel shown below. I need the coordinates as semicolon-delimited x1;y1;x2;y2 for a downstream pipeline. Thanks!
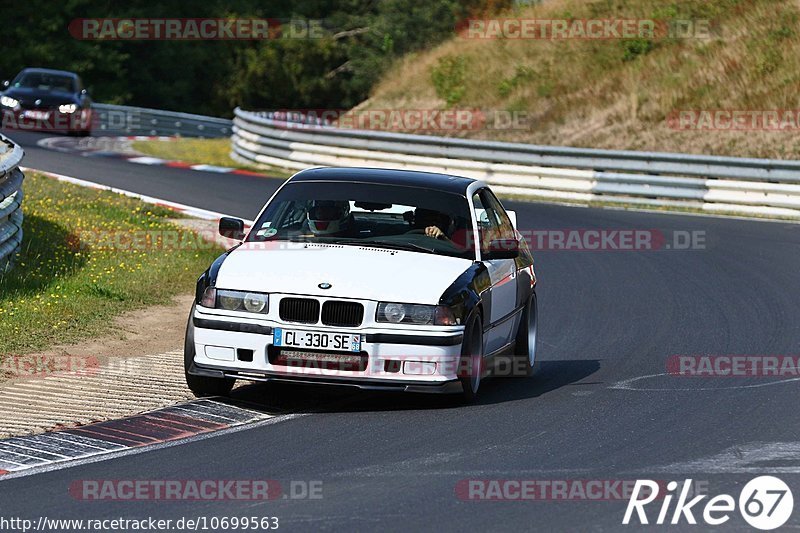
406;228;449;240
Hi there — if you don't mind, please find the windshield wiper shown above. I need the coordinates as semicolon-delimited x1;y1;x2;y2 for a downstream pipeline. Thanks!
326;238;437;254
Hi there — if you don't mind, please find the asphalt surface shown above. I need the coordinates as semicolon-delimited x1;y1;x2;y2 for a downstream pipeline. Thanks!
2;130;799;531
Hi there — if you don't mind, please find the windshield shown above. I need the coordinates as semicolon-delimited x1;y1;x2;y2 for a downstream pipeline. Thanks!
247;181;475;259
13;72;76;92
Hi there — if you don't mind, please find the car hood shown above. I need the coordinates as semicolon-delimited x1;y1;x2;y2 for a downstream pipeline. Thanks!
2;87;78;106
215;243;474;304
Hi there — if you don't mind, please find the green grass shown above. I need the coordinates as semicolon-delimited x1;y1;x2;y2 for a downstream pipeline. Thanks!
132;138;294;179
0;173;224;355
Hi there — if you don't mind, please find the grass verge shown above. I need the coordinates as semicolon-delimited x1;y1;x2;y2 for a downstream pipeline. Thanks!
366;0;800;159
0;173;224;355
131;137;294;179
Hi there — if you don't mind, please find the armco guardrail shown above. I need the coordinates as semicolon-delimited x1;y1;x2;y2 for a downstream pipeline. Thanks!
93;103;232;138
0;134;24;272
232;108;800;219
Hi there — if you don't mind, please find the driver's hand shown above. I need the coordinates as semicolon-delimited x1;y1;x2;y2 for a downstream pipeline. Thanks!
425;226;445;239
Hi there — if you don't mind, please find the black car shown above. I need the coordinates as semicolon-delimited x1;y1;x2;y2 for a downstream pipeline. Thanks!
0;67;92;136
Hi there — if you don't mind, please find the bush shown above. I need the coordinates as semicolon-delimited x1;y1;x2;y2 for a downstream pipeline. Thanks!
431;55;467;106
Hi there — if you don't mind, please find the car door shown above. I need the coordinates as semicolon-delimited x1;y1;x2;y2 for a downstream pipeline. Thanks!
472;189;519;354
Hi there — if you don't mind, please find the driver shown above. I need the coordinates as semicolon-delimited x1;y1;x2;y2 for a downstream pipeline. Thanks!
412;208;454;240
305;200;354;237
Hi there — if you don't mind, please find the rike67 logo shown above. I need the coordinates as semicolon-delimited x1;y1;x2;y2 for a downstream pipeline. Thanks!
624;476;793;530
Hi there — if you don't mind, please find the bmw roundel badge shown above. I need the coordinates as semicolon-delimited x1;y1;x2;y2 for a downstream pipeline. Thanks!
318;282;332;289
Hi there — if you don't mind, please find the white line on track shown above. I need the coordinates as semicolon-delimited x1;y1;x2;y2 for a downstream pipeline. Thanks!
645;442;800;474
21;166;255;224
127;156;169;165
609;372;800;391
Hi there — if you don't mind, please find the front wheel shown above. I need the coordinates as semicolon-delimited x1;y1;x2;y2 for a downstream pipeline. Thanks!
514;292;540;377
184;305;235;397
457;312;484;403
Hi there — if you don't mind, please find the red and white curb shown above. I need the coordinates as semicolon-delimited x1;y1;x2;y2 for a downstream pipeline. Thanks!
121;136;176;142
21;166;254;225
0;169;271;478
0;400;281;479
37;135;271;178
126;156;267;177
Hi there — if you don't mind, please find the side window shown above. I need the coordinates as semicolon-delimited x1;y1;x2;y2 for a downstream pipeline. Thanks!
472;189;515;254
481;190;515;236
471;192;489;254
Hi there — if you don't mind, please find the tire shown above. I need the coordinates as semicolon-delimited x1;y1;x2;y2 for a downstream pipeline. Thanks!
457;312;484;403
184;305;235;397
514;292;540;377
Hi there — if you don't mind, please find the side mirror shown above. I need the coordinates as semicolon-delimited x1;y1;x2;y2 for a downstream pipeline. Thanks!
484;238;519;260
219;217;246;240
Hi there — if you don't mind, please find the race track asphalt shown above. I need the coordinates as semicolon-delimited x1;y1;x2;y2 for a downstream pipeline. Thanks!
2;130;799;531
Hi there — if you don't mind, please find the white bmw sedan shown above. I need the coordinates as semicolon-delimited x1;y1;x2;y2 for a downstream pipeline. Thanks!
185;167;538;402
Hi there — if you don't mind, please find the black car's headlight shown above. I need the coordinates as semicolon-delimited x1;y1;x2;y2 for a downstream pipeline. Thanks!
200;287;269;314
0;96;19;109
58;104;78;114
376;302;457;326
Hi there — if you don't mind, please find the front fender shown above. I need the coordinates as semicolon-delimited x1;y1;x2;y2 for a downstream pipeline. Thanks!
194;245;240;304
438;262;491;324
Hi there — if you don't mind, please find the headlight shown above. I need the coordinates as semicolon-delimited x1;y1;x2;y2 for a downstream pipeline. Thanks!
59;104;78;114
219;291;242;311
199;287;269;314
0;96;19;109
376;302;457;325
243;293;268;313
381;302;407;323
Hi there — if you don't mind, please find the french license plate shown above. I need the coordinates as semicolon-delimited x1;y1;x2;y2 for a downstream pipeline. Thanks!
22;110;49;120
273;328;361;352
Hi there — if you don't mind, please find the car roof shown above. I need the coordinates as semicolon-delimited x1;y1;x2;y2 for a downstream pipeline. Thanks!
289;167;478;195
17;68;79;78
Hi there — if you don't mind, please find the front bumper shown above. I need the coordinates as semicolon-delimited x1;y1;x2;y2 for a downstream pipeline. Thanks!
191;307;466;393
188;362;463;393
